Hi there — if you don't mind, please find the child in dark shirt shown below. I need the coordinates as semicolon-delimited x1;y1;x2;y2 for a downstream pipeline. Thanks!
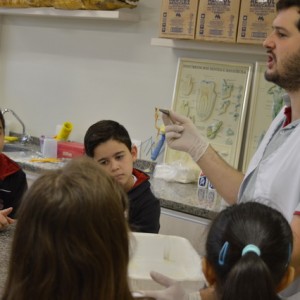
84;120;160;233
0;111;27;227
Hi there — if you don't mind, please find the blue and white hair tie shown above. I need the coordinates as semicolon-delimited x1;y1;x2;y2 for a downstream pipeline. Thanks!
242;244;261;256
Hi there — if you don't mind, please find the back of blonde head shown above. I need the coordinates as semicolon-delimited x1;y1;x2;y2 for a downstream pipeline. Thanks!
2;157;133;300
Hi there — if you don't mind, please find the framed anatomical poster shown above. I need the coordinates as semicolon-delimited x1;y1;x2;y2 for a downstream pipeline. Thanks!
164;57;253;171
242;62;286;172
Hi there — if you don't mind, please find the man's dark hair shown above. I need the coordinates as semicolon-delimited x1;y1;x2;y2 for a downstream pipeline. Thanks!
277;0;300;31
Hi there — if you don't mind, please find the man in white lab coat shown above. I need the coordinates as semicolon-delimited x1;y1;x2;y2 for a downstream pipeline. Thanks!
143;0;300;299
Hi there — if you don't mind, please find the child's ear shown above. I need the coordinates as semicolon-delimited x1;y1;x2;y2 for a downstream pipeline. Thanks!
276;266;295;292
202;257;216;286
131;144;138;161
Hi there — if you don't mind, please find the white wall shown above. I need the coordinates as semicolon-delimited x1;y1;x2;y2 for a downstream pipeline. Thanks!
0;1;265;160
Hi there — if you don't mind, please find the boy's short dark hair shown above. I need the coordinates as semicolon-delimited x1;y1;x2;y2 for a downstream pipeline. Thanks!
0;110;5;130
84;120;132;157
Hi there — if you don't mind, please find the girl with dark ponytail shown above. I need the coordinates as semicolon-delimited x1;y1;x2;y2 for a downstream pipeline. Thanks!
142;202;294;300
203;202;294;300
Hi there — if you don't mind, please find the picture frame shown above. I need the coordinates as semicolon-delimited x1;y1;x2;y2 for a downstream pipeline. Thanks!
242;62;286;172
164;57;253;171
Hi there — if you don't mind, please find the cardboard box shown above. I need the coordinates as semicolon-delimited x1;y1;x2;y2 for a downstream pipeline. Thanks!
237;0;278;44
57;141;85;159
159;0;200;40
195;0;241;43
128;232;206;292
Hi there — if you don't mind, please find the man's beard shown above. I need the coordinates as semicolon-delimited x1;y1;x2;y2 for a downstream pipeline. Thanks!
265;51;300;92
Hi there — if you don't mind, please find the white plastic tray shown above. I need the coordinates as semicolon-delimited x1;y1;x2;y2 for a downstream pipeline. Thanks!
128;232;206;292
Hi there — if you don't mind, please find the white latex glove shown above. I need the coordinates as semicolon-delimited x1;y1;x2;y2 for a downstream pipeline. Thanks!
162;111;209;162
140;271;201;300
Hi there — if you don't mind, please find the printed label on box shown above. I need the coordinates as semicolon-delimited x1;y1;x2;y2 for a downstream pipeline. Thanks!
237;0;278;44
195;0;240;42
159;0;199;39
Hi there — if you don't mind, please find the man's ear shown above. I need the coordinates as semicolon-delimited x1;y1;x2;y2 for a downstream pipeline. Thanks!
131;144;138;162
202;257;216;286
276;266;295;292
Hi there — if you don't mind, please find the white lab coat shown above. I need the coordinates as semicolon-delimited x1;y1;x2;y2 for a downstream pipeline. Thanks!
239;107;300;297
239;107;300;222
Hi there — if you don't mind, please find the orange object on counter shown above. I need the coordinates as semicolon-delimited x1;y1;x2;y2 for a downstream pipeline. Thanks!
30;158;61;163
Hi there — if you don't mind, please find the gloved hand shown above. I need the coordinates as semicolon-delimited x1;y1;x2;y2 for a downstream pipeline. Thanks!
139;271;201;300
162;111;209;162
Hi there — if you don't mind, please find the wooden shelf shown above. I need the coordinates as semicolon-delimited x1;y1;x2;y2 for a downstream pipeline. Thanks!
0;7;139;21
151;38;266;56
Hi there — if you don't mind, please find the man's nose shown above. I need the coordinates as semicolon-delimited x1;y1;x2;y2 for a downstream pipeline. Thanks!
263;32;275;49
